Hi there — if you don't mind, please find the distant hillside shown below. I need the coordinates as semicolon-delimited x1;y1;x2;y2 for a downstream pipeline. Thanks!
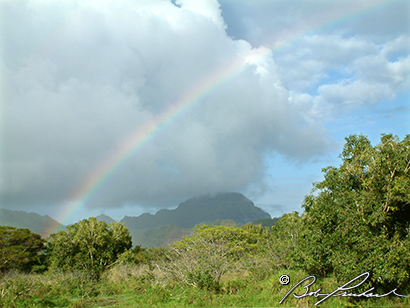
0;208;66;238
138;225;192;248
122;192;271;230
95;214;116;224
0;193;271;247
133;220;244;248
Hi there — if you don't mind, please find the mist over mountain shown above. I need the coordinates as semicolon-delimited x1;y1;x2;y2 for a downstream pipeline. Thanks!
121;192;271;230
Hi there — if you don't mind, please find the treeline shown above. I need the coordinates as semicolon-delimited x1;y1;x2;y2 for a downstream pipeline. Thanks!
1;133;409;307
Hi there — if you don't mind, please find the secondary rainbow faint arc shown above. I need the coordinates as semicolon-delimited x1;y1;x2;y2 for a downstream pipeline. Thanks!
50;0;394;230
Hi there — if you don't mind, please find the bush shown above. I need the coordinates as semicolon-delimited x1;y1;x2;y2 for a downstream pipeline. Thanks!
0;226;46;273
116;245;146;265
47;217;132;277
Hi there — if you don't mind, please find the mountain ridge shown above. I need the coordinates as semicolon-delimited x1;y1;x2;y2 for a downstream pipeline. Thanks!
95;214;116;224
0;192;272;246
121;192;271;230
0;208;66;238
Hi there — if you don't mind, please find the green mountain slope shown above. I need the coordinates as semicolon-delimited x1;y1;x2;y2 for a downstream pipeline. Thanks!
135;219;243;248
137;225;192;248
0;208;66;238
122;192;271;230
0;192;271;247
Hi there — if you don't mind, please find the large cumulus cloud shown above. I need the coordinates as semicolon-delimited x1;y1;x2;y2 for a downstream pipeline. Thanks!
1;0;332;211
3;0;408;216
281;35;410;126
219;0;410;127
219;0;409;46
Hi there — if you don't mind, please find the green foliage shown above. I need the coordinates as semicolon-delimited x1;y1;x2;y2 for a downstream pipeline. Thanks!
117;245;147;265
187;269;220;292
2;267;407;307
299;134;410;292
0;226;46;273
139;224;191;248
47;217;132;277
131;220;241;249
2;133;409;306
157;224;270;290
251;217;280;229
0;269;106;307
209;219;242;227
269;212;302;269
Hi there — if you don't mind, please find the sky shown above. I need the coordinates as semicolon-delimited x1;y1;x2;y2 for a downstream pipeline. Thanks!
1;0;409;225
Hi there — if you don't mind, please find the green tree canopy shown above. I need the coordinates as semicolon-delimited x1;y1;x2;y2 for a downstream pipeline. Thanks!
269;212;301;269
0;226;46;273
47;217;132;276
298;134;410;292
157;224;270;290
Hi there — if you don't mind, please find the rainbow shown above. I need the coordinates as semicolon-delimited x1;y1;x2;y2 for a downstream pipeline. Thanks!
52;54;253;229
48;0;395;232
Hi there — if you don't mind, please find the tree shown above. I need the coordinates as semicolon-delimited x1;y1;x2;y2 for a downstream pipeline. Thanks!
47;217;132;277
298;134;410;292
269;212;301;269
117;245;147;265
0;226;46;272
156;224;270;290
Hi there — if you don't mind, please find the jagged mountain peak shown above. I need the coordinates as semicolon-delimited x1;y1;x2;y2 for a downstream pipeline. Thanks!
121;192;271;230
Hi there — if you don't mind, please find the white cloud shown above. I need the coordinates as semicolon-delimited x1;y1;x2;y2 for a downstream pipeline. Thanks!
1;0;407;218
1;0;332;211
276;34;410;124
215;1;409;142
219;0;409;46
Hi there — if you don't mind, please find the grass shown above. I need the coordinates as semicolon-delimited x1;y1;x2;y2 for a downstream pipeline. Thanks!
1;265;408;308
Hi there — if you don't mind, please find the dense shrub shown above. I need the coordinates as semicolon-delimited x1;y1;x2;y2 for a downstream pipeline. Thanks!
116;245;147;265
47;217;132;277
0;226;46;273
